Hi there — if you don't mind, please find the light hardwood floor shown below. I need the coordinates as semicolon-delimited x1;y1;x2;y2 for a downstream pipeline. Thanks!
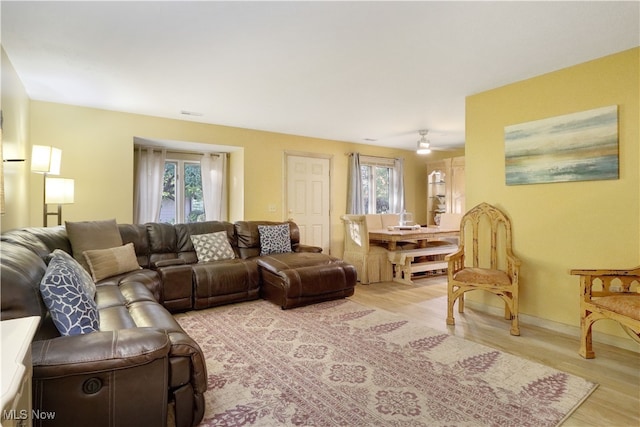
349;275;640;427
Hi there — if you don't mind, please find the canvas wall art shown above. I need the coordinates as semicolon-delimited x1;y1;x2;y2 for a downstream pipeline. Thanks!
505;105;618;185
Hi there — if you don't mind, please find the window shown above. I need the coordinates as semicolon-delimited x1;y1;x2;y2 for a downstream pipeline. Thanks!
160;160;205;224
360;156;397;214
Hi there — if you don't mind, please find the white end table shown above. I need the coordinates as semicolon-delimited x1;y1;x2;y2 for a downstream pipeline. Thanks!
1;316;40;427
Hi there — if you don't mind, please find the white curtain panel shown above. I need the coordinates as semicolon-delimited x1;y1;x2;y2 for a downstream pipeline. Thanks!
200;153;228;221
133;147;166;223
346;152;364;214
391;158;405;213
0;129;4;215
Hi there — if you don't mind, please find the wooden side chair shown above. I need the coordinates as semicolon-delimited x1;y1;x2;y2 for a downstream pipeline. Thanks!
446;202;522;335
341;214;392;284
570;267;640;358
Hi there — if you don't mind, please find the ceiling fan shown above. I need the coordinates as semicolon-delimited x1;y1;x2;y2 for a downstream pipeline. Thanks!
416;130;432;154
415;129;456;154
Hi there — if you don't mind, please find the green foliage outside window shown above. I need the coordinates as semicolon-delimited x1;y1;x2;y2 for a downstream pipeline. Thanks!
163;163;176;200
184;164;203;203
162;161;205;223
361;164;391;214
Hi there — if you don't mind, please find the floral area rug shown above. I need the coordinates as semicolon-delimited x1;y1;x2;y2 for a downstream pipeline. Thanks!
175;299;596;427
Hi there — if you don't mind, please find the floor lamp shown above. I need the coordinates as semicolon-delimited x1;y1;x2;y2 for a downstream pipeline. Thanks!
45;177;75;226
30;145;63;226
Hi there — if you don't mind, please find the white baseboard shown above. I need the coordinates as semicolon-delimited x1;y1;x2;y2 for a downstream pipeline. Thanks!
464;300;639;353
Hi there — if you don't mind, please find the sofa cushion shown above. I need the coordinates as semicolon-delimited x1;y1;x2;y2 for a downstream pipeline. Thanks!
191;259;261;309
40;251;99;336
147;222;180;266
256;252;338;274
83;243;142;282
118;223;151;268
258;224;292;256
66;219;123;270
191;232;235;262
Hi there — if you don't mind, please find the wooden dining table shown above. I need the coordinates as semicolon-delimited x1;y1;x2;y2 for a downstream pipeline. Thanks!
368;226;460;250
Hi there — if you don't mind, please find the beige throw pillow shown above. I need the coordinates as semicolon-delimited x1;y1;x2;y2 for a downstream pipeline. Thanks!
66;219;123;270
83;243;141;282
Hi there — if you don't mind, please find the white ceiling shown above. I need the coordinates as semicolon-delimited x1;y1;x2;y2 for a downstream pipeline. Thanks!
1;1;638;151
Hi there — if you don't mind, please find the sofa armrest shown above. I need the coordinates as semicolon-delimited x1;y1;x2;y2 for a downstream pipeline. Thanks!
31;328;172;426
166;330;208;395
31;328;171;377
152;258;187;268
156;264;194;312
293;244;322;253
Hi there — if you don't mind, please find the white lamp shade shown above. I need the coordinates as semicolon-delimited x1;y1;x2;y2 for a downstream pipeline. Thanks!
45;178;74;204
31;145;62;175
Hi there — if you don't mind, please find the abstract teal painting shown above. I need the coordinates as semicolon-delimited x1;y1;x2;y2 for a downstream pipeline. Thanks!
505;105;618;185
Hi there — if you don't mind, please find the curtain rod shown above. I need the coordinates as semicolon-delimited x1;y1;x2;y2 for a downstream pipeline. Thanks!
135;145;221;158
345;152;402;161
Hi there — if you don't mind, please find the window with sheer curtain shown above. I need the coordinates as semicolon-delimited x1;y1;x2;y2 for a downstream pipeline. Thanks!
134;147;227;224
159;159;204;224
348;154;404;215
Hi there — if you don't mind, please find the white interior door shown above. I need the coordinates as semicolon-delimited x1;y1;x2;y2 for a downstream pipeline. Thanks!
286;154;331;254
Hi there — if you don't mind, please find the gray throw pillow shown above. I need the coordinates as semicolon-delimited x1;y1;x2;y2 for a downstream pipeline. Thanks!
66;219;123;271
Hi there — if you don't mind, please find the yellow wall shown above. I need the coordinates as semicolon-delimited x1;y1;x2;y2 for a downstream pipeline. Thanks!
1;47;31;232
4;39;636;344
228;148;244;223
466;48;639;340
22;101;433;255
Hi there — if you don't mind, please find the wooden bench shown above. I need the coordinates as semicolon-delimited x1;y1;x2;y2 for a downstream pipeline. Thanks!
388;243;458;284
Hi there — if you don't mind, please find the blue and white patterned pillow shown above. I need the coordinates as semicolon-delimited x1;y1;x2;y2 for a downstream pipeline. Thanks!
40;251;99;336
258;224;292;256
51;249;96;299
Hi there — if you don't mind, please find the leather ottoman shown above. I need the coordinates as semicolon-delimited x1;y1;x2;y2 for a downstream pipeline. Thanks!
255;252;357;309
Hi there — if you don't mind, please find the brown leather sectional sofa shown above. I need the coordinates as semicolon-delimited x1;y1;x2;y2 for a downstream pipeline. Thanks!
0;220;356;427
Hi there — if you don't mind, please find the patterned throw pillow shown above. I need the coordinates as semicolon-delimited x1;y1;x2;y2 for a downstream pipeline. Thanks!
40;251;99;336
191;231;236;262
51;249;97;299
258;224;292;256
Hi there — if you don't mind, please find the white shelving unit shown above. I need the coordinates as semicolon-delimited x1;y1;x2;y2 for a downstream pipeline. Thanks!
426;156;465;226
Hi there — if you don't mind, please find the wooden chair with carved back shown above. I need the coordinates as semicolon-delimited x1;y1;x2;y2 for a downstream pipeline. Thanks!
446;202;522;335
570;267;640;358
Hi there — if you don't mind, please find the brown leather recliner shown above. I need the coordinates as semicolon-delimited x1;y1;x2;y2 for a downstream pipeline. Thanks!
175;221;261;309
